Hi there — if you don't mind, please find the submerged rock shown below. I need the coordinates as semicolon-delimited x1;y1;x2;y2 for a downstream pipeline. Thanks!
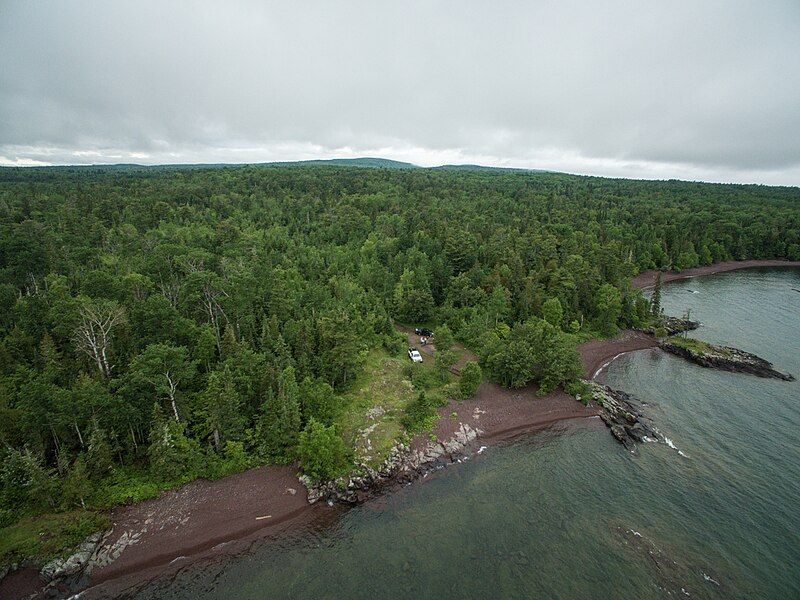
660;339;795;381
613;524;727;597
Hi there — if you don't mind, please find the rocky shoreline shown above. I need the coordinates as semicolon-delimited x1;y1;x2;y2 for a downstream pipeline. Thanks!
3;261;796;600
660;340;795;381
302;422;482;505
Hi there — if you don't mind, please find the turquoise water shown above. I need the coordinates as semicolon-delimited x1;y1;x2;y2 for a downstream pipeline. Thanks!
135;268;800;599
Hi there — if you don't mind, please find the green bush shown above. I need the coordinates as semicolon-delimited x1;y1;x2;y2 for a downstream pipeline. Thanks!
459;361;482;399
298;419;348;483
383;331;408;356
401;391;438;433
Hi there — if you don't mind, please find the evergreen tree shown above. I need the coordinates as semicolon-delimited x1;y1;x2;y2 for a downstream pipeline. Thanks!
200;368;245;451
651;272;663;316
258;366;301;460
219;324;238;361
86;419;114;478
401;391;436;432
147;404;201;480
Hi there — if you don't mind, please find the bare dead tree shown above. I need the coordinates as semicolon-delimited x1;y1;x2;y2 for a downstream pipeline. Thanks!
157;275;181;308
200;278;230;353
73;300;126;379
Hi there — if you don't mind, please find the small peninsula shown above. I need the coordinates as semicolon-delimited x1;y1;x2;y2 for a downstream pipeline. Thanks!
660;337;795;381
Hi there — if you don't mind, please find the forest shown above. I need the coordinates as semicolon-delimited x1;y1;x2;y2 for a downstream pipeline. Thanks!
1;164;799;554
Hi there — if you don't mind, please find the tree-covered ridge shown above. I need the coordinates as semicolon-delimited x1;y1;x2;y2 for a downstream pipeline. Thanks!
0;165;798;538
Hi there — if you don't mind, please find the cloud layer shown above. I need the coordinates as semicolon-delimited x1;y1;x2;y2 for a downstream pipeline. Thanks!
2;0;799;184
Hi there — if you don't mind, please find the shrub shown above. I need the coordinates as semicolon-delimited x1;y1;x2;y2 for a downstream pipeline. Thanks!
383;331;407;356
298;419;348;483
459;361;482;398
401;391;437;433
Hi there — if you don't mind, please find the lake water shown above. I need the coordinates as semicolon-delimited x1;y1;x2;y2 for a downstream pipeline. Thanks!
134;268;800;599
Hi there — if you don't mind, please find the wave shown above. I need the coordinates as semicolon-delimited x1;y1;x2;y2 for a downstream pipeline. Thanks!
663;436;688;458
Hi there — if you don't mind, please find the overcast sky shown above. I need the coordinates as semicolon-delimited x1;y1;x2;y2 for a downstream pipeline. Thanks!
1;1;799;185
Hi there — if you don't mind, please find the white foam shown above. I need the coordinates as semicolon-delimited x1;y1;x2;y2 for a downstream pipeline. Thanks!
703;573;720;586
477;445;488;454
593;351;626;378
663;436;689;458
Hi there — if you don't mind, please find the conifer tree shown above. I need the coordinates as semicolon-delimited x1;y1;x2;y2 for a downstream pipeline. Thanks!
87;419;114;478
219;324;238;361
258;366;301;459
651;272;663;316
201;368;245;451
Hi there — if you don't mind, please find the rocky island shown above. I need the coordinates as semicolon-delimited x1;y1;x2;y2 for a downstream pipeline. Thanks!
659;337;795;381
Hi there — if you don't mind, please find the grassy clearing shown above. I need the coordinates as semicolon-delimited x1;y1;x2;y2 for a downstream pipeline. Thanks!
669;336;710;351
336;348;455;469
668;336;731;356
0;511;109;566
668;336;735;358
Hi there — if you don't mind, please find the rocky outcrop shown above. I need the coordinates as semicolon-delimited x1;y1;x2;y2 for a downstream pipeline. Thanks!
587;382;660;451
660;340;795;381
36;532;104;597
640;316;700;336
661;316;700;336
301;423;482;504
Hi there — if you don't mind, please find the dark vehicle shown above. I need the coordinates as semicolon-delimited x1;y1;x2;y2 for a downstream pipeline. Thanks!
415;327;434;337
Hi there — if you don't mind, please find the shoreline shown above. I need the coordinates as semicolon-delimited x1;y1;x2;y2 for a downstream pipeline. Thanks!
631;259;800;289
4;259;796;599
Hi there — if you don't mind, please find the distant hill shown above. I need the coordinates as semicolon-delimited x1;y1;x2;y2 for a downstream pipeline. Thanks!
267;157;418;169
0;157;554;174
433;164;549;173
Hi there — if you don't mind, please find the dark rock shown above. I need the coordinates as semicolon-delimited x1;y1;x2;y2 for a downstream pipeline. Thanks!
588;382;660;451
660;340;795;381
640;316;700;336
661;316;700;335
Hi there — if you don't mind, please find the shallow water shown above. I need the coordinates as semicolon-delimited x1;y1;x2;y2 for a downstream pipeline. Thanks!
135;268;800;599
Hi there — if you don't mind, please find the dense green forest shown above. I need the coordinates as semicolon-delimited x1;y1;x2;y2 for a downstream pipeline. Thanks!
1;165;798;549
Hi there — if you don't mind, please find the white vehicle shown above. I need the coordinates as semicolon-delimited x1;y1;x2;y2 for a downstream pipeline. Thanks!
408;347;423;363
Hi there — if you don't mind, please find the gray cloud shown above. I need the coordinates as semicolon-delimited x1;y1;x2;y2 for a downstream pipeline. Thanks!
1;0;799;184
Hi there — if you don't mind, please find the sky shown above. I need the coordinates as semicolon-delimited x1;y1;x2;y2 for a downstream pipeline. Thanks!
1;1;799;185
